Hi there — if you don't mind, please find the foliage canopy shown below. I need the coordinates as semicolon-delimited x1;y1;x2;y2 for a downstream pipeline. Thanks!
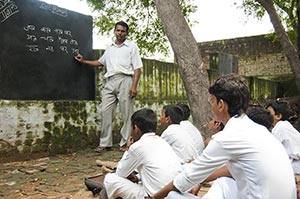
85;0;197;56
241;0;299;45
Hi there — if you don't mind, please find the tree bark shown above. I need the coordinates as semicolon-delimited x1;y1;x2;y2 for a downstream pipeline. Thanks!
256;0;300;90
155;0;211;137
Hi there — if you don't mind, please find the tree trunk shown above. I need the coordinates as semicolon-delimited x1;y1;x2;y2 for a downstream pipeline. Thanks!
155;0;211;137
256;0;300;91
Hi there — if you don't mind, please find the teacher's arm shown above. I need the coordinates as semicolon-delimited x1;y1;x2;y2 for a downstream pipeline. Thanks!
74;54;103;67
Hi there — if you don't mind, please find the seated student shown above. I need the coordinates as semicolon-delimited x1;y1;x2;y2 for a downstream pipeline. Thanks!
200;106;292;199
201;106;292;199
185;117;237;199
160;104;198;163
149;73;296;199
103;108;182;199
201;117;237;199
177;103;205;155
266;99;300;175
246;105;274;131
199;107;275;199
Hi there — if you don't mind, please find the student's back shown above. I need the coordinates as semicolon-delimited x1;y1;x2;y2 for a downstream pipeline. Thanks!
177;103;204;155
119;133;182;195
104;108;182;199
161;123;198;163
160;104;198;163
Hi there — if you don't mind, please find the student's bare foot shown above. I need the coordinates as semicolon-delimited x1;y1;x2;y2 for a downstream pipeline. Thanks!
119;145;128;152
95;147;112;153
101;165;114;173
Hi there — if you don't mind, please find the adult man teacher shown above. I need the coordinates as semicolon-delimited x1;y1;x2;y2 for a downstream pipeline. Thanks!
74;21;143;152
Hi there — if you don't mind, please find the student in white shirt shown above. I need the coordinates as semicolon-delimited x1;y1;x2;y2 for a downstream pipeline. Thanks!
177;103;204;155
198;107;275;199
149;73;296;199
266;99;300;174
103;108;182;199
196;106;281;199
160;104;198;163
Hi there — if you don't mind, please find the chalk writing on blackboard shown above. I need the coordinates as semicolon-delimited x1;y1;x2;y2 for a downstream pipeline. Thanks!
26;45;39;52
71;48;79;54
40;2;67;17
40;36;54;42
24;24;35;31
54;28;63;35
23;24;80;54
46;46;54;52
60;46;68;53
41;27;51;33
64;30;72;37
70;39;78;45
27;34;37;42
59;37;68;44
0;0;19;22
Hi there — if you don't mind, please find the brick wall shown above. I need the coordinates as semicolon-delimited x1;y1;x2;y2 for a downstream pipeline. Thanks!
199;34;292;78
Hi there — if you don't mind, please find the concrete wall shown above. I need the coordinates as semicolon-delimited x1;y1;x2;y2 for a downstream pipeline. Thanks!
0;100;100;160
0;57;187;162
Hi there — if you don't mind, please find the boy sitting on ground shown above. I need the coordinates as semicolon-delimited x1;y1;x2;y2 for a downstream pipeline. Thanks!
266;99;300;175
160;104;198;163
177;103;205;156
103;108;182;199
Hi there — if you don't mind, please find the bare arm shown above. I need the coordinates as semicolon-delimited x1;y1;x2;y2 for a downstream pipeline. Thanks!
74;54;103;67
147;181;178;199
203;165;232;183
129;68;141;98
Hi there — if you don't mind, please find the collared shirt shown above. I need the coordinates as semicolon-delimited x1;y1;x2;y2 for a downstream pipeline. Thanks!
180;120;204;155
161;124;198;163
116;133;182;196
272;120;300;174
99;39;143;78
174;114;296;199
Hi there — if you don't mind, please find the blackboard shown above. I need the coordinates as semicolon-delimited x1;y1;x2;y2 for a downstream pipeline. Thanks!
0;0;95;100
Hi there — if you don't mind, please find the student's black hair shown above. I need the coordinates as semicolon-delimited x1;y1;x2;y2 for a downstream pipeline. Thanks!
115;21;129;32
163;104;184;124
176;103;190;120
208;73;250;117
266;99;291;121
131;108;157;134
247;106;274;130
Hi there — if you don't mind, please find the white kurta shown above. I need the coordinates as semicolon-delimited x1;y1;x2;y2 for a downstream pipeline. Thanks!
173;114;296;199
104;133;182;198
180;120;204;155
161;124;198;163
272;120;300;174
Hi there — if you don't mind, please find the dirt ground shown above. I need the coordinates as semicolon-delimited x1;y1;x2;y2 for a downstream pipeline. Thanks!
0;148;299;199
0;148;123;199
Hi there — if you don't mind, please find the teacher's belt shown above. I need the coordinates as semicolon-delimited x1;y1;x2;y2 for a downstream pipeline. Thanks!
107;73;133;80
